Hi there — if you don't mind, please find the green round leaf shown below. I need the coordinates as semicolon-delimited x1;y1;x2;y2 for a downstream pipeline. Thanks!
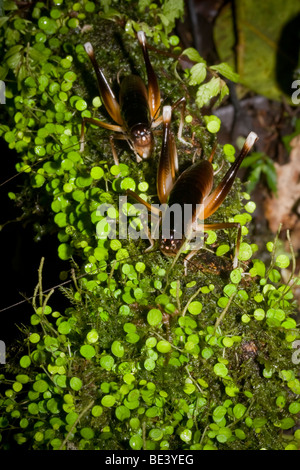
115;405;131;421
238;243;253;261
289;402;300;414
149;428;164;441
80;344;96;359
126;333;140;343
28;403;39;415
111;341;125;358
275;254;290;269
213;405;227;423
180;428;192;443
29;333;40;344
222;337;234;347
20;355;31;368
100;355;115;370
214;363;228;377
80;427;94;439
58;243;73;260
91;166;104;179
233;403;247;419
121;177;136;191
101;395;116;407
279;417;295;430
70;377;82;391
33;379;48;393
92;405;103;417
156;340;171;353
86;329;99;343
216;427;232;443
187;301;203;315
254;308;265;321
147;308;162;326
47;398;60;414
129;434;144;450
216;244;230;256
144;358;156;370
58;321;71;335
230;269;242;284
16;374;29;384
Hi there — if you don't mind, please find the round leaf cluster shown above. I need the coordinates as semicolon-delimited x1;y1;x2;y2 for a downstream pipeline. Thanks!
0;0;300;452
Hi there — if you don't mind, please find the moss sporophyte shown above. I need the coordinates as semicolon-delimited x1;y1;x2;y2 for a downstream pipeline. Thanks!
0;0;300;451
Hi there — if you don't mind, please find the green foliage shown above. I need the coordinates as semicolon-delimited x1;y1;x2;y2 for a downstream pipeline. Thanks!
0;0;299;452
213;0;300;102
241;152;278;194
182;47;238;109
2;237;300;450
101;0;184;45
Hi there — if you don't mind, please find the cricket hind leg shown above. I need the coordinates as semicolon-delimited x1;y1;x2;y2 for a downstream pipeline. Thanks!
183;221;242;274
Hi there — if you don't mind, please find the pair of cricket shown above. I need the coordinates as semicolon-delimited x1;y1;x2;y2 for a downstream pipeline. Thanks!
80;31;258;273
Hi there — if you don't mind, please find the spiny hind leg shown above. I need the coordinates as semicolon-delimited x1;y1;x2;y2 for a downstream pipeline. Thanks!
183;221;242;274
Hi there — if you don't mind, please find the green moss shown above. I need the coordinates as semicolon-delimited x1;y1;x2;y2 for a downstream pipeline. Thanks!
0;0;299;452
